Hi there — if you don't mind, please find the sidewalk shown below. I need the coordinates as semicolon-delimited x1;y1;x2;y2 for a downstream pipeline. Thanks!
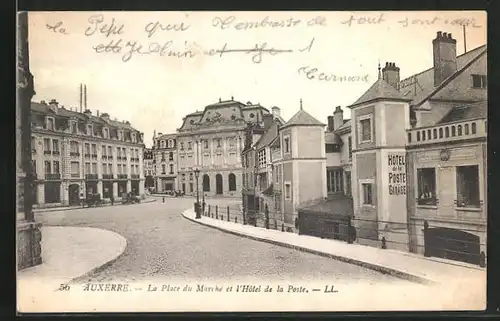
34;197;157;213
18;226;127;284
182;209;486;286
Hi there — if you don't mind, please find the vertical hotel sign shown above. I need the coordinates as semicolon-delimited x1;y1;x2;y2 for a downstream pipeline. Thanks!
388;153;406;195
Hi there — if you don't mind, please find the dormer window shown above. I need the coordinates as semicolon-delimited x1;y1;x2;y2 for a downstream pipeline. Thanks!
87;124;92;136
132;133;136;142
71;121;77;134
46;117;54;130
161;140;166;148
103;127;109;139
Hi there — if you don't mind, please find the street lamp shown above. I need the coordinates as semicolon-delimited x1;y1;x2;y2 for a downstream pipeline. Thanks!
194;168;201;219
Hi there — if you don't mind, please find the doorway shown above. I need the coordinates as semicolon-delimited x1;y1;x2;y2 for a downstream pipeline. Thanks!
68;184;80;205
216;174;223;195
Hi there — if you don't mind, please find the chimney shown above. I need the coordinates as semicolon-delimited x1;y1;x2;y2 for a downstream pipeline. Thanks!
433;31;457;86
271;106;281;119
382;62;400;89
100;112;110;121
263;113;274;129
83;109;91;115
327;116;334;131
333;106;344;130
48;99;59;113
79;83;83;113
84;84;88;110
96;110;100;117
158;132;163;136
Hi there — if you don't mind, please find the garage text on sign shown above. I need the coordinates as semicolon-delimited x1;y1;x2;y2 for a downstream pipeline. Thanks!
388;154;406;195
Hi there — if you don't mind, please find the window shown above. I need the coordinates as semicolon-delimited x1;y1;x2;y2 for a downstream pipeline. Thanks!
456;165;480;207
285;182;291;199
108;146;112;156
46;118;54;130
31;136;36;153
188;142;192;150
258;149;266;168
169;152;173;161
44;160;51;174
161;152;165;161
91;144;97;155
472;74;487;89
92;163;97;174
32;160;37;174
228;173;236;191
359;117;372;142
348;137;352;159
71;122;77;133
70;141;79;154
43;138;51;152
471;123;477;134
85;162;91;174
102;145;107;156
53;161;60;174
70;162;79;177
362;183;373;205
189;183;193;193
104;128;109;138
51;139;58;153
417;168;436;205
345;171;352;196
169;164;174;174
161;164;166;174
327;169;343;193
103;163;108;174
87;124;92;135
229;138;236;148
284;136;290;154
108;164;112;174
204;140;209;149
217;138;222;148
325;144;340;153
180;142;184;150
189;173;193;181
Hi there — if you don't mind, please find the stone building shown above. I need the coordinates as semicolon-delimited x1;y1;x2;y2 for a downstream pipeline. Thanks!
30;100;146;207
143;147;155;190
152;132;178;193
174;98;273;197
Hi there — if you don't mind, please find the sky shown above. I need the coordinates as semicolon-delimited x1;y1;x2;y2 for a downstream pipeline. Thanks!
27;11;486;147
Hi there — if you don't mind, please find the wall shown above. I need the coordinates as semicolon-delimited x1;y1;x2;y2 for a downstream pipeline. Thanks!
384;103;410;146
298;161;325;206
282;162;294;220
297;127;323;159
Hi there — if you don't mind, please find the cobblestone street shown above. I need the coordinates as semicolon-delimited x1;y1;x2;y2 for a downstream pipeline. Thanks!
35;198;407;284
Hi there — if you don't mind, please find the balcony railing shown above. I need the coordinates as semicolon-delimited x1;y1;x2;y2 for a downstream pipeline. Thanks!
71;173;80;178
85;174;98;180
52;151;60;155
44;150;51;155
407;119;486;146
131;174;140;179
107;156;113;160
70;152;80;157
84;153;91;158
45;173;61;180
117;174;128;179
102;174;114;179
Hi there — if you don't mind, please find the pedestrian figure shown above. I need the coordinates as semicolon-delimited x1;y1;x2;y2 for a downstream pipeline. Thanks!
162;196;165;203
110;195;114;206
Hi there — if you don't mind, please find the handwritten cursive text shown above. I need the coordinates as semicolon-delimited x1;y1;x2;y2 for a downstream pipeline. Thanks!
298;66;369;83
85;14;125;38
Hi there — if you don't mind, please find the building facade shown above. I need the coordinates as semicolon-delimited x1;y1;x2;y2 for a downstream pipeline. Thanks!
152;133;178;193
143;148;154;190
174;98;274;197
31;100;146;207
239;31;487;267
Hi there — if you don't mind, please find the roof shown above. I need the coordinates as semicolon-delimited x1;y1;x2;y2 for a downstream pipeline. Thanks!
438;101;487;124
156;132;177;139
334;119;352;133
399;45;486;107
254;119;282;149
349;78;411;108
281;109;325;129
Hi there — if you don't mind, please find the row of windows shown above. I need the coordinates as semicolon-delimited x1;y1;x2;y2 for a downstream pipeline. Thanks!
417;165;481;208
176;137;240;151
33;160;139;176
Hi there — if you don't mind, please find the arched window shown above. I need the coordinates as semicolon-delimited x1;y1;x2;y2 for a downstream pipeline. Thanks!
451;126;456;137
457;125;462;136
445;127;450;138
228;173;236;191
433;129;437;139
202;174;210;192
471;122;477;134
465;124;469;135
439;128;443;138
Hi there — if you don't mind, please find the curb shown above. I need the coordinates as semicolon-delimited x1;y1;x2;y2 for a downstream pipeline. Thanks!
70;230;128;284
182;210;435;286
34;199;157;214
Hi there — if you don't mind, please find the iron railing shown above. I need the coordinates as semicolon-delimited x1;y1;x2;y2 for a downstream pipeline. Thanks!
201;203;487;268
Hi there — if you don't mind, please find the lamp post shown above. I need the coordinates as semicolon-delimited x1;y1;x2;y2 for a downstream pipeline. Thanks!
194;168;201;218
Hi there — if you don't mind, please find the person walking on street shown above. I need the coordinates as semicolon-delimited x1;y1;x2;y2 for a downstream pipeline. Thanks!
110;195;114;206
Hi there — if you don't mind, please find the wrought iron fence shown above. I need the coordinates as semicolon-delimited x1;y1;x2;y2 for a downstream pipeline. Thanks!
201;202;487;267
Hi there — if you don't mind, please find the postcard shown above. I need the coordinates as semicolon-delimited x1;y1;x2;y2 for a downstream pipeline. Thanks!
16;10;487;313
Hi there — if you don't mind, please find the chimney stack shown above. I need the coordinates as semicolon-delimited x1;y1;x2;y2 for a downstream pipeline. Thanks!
48;99;59;113
96;110;100;117
433;31;457;86
271;106;281;119
84;84;88;110
333;106;344;130
382;62;400;89
79;83;83;113
327;116;334;131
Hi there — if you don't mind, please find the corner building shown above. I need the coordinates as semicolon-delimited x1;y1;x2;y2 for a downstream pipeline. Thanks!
31;100;146;207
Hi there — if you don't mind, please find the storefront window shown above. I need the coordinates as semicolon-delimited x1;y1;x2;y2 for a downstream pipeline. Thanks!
417;168;436;205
